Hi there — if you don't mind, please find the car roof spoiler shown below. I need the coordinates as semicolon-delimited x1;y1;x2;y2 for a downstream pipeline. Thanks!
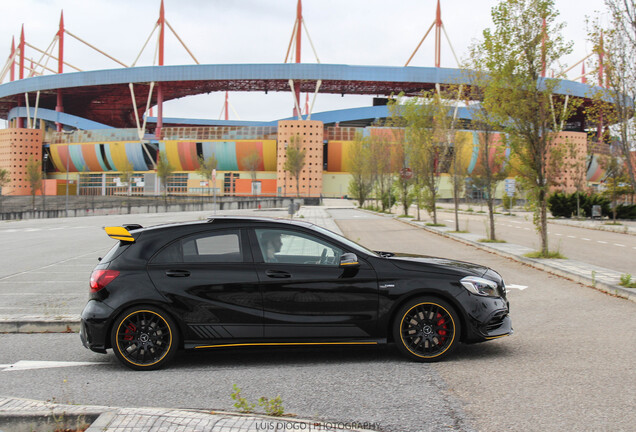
104;226;136;242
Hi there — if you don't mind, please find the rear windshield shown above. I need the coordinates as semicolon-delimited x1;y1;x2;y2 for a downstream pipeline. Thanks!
100;242;130;264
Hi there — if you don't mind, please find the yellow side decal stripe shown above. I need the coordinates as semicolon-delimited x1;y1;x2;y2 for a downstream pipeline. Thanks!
104;226;135;242
195;341;377;349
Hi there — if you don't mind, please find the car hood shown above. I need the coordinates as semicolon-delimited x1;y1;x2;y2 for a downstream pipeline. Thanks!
387;254;490;277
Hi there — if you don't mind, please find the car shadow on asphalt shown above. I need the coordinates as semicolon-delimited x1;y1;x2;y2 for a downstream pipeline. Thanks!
169;344;404;369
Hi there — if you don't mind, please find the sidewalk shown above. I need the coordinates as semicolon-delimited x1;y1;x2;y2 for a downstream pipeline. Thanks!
0;396;375;432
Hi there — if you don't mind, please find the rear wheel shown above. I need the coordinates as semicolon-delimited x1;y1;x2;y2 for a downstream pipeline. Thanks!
110;306;179;370
393;297;460;362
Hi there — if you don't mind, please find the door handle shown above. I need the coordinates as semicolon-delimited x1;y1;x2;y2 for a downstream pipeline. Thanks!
165;270;191;277
265;270;291;278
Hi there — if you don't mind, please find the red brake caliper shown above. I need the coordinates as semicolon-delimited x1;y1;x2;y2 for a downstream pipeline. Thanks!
124;323;136;341
436;313;447;342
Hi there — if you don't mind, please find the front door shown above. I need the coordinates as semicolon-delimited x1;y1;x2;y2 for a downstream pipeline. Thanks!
251;227;378;340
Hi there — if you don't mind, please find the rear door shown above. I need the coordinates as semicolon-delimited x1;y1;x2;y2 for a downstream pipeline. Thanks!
147;227;262;342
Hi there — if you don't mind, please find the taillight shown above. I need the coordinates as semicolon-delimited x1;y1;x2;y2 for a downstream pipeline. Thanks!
89;269;120;293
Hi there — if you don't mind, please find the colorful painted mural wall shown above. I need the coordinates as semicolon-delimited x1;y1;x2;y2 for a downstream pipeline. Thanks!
49;140;277;173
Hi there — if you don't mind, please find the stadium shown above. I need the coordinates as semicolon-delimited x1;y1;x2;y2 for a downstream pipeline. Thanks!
0;1;616;203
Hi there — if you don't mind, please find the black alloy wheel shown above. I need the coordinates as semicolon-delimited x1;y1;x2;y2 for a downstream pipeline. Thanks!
393;297;460;362
111;306;179;370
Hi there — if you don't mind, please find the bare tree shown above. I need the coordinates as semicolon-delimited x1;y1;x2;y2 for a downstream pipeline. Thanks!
197;155;218;196
156;151;174;207
241;151;261;196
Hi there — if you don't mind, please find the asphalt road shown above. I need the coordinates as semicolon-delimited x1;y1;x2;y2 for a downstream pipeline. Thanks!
332;209;636;432
1;208;635;431
415;207;636;275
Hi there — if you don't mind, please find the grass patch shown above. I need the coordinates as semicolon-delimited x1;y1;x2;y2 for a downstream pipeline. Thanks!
524;250;566;259
398;214;414;218
479;238;507;243
426;223;447;227
465;208;474;212
604;222;623;226
619;274;636;288
477;210;486;214
449;230;469;233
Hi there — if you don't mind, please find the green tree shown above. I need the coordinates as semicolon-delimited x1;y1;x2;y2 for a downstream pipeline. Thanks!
348;131;375;207
601;152;632;222
119;160;134;197
241;151;261;196
0;168;10;213
283;135;306;198
474;0;576;256
156;151;174;206
464;69;510;240
197;155;218;196
393;90;452;224
369;132;393;211
26;156;42;210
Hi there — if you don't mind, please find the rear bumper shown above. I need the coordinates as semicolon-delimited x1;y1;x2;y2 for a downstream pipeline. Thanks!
80;300;114;354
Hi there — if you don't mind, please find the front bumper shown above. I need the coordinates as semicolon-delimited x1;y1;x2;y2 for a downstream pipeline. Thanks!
459;292;513;343
80;300;115;354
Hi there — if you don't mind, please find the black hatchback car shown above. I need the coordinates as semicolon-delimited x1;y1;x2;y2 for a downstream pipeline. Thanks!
80;216;512;370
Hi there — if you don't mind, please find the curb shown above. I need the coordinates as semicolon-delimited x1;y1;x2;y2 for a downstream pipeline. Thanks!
0;316;80;334
0;397;378;432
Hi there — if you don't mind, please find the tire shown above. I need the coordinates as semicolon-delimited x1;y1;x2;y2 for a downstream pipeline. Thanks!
393;296;460;362
110;306;179;370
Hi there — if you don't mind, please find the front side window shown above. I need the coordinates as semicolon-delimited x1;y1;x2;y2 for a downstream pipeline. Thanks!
152;230;243;264
255;228;343;265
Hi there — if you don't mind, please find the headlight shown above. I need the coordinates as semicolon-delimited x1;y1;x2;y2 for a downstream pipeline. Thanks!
460;276;499;297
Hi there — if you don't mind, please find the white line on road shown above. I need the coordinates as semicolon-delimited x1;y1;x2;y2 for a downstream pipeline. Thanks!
567;235;576;239
2;360;105;372
444;219;454;223
524;228;531;231
598;241;608;244
582;238;591;241
506;284;529;291
555;233;563;236
614;243;625;247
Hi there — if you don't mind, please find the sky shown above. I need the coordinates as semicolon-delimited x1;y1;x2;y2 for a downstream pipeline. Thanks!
0;0;612;127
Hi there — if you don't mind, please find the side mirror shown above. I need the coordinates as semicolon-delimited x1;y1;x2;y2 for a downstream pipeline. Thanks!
340;253;360;268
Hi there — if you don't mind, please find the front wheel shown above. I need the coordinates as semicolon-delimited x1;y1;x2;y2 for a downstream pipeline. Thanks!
110;306;179;370
393;297;460;362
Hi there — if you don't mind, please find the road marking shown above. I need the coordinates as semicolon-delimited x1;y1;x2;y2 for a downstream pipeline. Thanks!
567;235;576;239
614;243;625;247
506;284;528;291
582;238;590;241
2;360;105;372
598;241;608;244
555;233;563;236
444;219;454;223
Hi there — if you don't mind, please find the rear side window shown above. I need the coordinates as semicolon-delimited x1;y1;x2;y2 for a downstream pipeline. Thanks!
152;230;243;264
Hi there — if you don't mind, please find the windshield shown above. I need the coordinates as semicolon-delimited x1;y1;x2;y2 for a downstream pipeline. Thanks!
310;225;379;257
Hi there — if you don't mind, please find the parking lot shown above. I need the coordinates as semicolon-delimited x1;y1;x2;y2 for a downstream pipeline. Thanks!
0;206;635;431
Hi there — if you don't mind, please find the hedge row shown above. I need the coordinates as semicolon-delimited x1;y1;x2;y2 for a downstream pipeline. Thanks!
547;192;636;219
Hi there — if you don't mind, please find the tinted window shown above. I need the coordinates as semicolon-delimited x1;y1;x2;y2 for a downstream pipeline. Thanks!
153;230;243;264
255;228;342;265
